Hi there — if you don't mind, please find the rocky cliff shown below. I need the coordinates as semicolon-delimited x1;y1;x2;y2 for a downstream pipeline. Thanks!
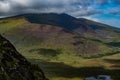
0;35;47;80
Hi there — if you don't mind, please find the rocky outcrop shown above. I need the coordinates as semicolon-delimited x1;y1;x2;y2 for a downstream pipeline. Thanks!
0;35;47;80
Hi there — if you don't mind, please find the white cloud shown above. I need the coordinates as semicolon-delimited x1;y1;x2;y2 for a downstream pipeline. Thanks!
0;1;11;13
83;16;99;22
0;0;120;17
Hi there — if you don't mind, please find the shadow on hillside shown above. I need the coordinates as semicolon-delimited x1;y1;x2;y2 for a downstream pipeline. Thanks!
103;59;120;69
29;59;120;80
24;13;79;31
106;42;120;47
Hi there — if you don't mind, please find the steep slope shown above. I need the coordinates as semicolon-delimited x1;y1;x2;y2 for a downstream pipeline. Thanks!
21;13;96;34
0;35;47;80
78;18;120;38
22;13;120;37
0;13;120;59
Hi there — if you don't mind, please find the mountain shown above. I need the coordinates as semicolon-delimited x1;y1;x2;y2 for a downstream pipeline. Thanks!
0;35;47;80
22;13;120;36
0;13;120;59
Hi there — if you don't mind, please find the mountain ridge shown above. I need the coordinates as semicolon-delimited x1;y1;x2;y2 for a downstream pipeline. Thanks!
17;13;120;36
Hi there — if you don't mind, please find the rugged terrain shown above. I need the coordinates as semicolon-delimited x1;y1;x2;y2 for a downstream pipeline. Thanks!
0;13;120;59
0;13;120;80
0;35;47;80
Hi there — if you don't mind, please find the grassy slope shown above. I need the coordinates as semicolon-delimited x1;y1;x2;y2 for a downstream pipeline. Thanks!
29;54;120;80
0;17;117;56
0;17;120;80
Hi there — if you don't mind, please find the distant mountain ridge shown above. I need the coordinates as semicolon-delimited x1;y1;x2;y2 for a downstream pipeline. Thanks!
20;13;120;35
1;13;120;35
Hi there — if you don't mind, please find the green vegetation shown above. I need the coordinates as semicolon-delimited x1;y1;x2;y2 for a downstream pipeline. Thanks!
0;16;120;58
0;14;120;80
0;17;27;34
83;51;120;59
28;53;120;80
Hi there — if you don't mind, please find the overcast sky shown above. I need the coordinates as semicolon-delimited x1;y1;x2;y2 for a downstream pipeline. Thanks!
0;0;120;27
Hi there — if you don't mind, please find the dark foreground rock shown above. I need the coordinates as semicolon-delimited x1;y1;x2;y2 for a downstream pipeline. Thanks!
0;35;48;80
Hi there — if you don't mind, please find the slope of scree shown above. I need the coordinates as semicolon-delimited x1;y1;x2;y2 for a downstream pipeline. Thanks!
0;35;48;80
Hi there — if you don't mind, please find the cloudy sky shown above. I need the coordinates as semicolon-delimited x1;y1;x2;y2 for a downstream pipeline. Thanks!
0;0;120;28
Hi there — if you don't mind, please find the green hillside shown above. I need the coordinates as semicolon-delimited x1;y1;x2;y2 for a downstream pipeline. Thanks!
0;14;120;59
0;13;120;80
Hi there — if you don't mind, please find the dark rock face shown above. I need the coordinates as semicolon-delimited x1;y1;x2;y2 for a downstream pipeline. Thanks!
0;35;47;80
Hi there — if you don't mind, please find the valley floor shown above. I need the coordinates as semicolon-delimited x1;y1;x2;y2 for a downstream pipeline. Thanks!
28;53;120;80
